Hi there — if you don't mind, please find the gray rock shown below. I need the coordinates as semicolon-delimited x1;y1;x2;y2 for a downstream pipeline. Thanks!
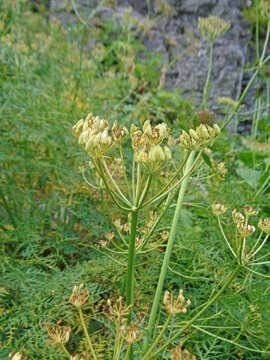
49;0;269;128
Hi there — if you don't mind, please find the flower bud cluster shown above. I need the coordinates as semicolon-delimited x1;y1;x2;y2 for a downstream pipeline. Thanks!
69;283;89;308
73;113;128;159
130;120;171;173
46;322;71;345
163;289;191;315
179;124;220;151
198;16;230;42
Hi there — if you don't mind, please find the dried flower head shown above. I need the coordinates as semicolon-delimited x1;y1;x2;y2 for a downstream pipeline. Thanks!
170;342;196;360
70;355;87;360
243;205;259;217
123;322;143;344
163;289;191;315
212;202;228;217
46;321;71;345
196;109;215;126
237;223;256;238
258;218;270;235
112;121;128;143
107;296;132;318
198;16;230;42
232;209;245;224
69;284;89;308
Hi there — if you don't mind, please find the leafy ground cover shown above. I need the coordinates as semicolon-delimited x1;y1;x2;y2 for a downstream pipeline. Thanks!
1;1;270;359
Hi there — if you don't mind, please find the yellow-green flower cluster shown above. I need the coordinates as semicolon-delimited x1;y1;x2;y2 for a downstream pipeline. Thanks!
179;124;221;151
259;0;270;20
198;16;230;42
130;120;171;173
218;96;244;113
73;113;128;159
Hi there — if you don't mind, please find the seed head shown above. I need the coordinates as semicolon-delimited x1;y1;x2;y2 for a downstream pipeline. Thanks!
46;322;71;345
112;121;128;143
237;223;256;238
163;289;191;315
243;205;259;217
198;16;230;42
212;202;227;217
258;218;270;235
123;322;142;344
179;124;220;150
232;209;245;224
107;296;132;318
69;283;89;308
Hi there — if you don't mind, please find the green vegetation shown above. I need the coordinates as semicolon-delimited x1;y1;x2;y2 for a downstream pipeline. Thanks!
1;1;270;359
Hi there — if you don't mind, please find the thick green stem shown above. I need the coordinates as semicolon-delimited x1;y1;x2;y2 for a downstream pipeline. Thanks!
144;151;195;349
147;265;241;359
126;209;139;309
201;41;213;108
78;307;97;360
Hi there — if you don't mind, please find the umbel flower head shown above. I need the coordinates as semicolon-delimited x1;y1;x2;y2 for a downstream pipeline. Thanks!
258;218;270;235
163;289;191;315
46;321;71;345
198;15;230;42
212;202;227;217
218;96;244;113
179;123;220;151
69;283;89;307
107;296;132;318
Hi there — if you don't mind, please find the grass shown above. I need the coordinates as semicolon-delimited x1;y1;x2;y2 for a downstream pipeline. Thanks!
1;1;270;359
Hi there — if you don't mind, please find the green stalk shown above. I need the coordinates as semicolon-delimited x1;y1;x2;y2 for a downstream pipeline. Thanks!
59;343;71;358
201;41;213;108
142;314;172;360
147;265;241;359
144;151;195;350
78;307;97;360
126;209;139;309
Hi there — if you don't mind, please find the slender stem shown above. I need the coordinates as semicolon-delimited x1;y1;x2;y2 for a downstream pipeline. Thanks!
147;265;241;359
119;143;132;199
78;307;97;360
124;344;132;360
113;316;122;360
191;324;270;355
144;151;195;349
126;209;139;309
249;230;263;255
255;0;260;60
260;19;270;63
217;217;237;259
201;41;213;108
142;314;172;360
251;234;269;257
221;53;270;131
59;343;71;358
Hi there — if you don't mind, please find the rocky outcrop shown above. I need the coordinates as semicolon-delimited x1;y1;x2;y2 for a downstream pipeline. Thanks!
49;0;266;125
